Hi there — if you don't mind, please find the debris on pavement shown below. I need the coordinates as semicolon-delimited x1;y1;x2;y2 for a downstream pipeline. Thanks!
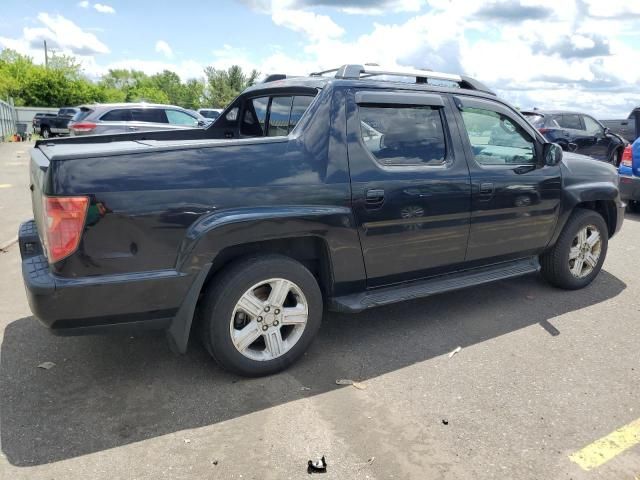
442;419;449;425
212;460;219;466
336;379;367;390
367;456;375;465
448;346;462;358
37;361;56;370
300;386;311;391
307;456;327;474
183;438;191;444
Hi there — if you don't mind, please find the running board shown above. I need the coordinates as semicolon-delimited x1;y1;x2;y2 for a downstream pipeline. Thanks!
329;257;540;313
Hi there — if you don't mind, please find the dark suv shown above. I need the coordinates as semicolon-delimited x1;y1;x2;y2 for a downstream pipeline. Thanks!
522;110;627;165
19;64;624;376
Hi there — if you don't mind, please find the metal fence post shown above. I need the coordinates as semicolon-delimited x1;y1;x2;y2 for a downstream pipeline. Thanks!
0;98;17;141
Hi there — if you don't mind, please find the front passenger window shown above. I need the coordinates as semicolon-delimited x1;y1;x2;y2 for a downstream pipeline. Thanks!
460;107;535;166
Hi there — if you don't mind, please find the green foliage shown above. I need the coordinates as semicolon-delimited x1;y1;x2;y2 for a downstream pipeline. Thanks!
0;47;257;110
204;65;259;108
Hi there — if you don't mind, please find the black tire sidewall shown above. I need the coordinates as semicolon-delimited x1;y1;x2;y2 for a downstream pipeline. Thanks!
202;256;323;376
546;210;608;289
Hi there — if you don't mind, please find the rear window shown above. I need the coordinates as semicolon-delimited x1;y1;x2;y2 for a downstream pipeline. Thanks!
72;108;94;122
523;113;545;128
101;109;133;121
200;110;220;119
241;94;315;137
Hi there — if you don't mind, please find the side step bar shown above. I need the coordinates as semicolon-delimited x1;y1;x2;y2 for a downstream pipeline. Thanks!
329;257;540;313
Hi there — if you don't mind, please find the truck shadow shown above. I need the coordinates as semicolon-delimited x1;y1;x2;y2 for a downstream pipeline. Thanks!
0;271;626;466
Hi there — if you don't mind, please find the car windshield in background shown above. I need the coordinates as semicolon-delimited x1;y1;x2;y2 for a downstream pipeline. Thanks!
523;113;545;128
200;110;220;119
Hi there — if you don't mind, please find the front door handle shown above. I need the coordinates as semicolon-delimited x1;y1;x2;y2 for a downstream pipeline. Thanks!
365;189;385;208
479;183;494;194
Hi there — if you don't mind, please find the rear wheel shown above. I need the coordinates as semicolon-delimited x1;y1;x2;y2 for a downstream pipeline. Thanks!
540;209;608;290
40;126;51;139
199;255;323;376
609;148;621;167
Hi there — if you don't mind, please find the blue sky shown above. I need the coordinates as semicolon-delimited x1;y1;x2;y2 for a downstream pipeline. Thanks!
0;0;639;117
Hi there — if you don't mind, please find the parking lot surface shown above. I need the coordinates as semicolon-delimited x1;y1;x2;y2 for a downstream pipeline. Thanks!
0;141;638;479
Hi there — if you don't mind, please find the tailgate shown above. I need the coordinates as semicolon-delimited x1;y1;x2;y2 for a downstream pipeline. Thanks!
29;147;49;243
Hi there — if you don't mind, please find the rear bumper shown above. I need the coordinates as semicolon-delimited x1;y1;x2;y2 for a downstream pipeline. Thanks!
19;220;189;335
619;174;640;202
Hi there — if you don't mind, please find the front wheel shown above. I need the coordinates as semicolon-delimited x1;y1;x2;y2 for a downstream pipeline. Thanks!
540;209;608;290
40;126;51;139
199;255;323;376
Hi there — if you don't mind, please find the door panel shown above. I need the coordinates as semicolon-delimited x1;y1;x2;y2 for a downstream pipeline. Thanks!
455;96;562;262
347;91;471;286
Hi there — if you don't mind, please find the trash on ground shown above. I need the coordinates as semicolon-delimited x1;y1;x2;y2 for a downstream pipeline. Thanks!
37;361;56;370
212;460;219;465
448;346;462;358
300;386;311;391
183;438;191;443
336;379;367;390
367;456;375;465
307;456;327;474
442;419;449;425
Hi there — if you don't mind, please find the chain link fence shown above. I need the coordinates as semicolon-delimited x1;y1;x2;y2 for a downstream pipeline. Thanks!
0;99;17;141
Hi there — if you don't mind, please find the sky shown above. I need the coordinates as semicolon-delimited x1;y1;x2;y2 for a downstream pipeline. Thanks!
0;0;639;118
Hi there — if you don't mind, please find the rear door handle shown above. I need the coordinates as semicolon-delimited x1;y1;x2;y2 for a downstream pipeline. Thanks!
365;189;385;208
479;182;494;194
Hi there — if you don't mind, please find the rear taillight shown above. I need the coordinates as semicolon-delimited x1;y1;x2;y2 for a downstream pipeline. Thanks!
621;145;633;167
42;196;89;263
70;122;96;133
538;128;550;134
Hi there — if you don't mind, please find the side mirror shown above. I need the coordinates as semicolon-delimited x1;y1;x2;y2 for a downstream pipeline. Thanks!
543;142;563;166
604;127;611;135
568;142;578;152
197;120;206;127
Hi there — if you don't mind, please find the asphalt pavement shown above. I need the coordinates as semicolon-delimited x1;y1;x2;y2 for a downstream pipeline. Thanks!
0;141;638;479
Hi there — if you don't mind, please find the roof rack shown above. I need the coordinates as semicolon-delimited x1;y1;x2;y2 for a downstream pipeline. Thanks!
309;64;495;95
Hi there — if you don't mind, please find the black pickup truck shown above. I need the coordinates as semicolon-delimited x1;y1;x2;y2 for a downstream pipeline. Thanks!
37;107;80;138
19;65;624;376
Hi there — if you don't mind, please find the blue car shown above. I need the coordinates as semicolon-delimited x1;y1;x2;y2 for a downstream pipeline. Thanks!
618;139;640;212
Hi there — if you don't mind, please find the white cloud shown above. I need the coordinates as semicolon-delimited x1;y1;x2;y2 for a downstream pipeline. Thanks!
93;3;115;14
271;8;344;40
77;0;90;7
155;40;173;59
1;12;110;56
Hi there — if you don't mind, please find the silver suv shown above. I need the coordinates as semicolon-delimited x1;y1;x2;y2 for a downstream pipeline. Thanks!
68;103;208;136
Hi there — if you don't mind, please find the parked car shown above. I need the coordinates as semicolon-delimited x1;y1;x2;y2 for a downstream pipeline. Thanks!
68;103;209;136
198;108;223;120
19;64;624;377
38;107;80;138
32;113;57;133
600;107;640;143
618;140;640;212
522;110;627;165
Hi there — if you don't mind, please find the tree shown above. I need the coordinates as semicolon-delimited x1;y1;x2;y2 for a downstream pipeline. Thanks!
204;65;259;108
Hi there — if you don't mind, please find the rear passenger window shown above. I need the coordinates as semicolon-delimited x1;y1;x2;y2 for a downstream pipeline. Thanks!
557;114;582;130
268;97;293;137
101;109;132;121
131;108;168;123
460;107;535;166
358;106;447;166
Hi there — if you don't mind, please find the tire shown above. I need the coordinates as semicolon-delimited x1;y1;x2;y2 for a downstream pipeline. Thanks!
40;126;51;139
199;255;323;376
540;208;608;290
609;149;621;167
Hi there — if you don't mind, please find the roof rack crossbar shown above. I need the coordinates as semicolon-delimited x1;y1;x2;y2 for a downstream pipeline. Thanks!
310;64;495;95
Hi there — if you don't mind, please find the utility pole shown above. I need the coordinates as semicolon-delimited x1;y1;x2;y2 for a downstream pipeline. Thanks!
44;40;48;69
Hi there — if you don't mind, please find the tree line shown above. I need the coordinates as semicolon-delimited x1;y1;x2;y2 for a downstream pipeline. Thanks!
0;49;259;109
